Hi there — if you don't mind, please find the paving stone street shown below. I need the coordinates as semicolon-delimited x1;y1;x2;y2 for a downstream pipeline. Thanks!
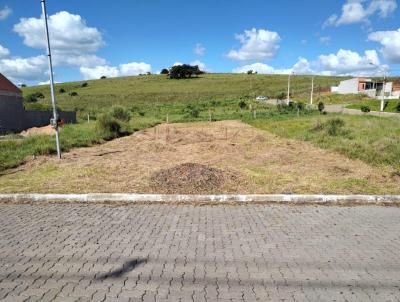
0;204;400;302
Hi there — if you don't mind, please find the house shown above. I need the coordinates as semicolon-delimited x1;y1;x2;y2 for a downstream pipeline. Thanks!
0;73;76;134
0;73;26;133
331;77;400;99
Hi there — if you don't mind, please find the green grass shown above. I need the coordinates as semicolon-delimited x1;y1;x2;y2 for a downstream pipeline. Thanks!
346;99;400;113
247;114;400;172
23;73;343;120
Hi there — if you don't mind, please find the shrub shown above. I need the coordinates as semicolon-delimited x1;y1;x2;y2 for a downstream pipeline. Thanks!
100;76;107;79
396;102;400;112
59;88;66;93
96;113;122;139
275;92;286;100
296;102;305;111
33;92;45;99
160;68;169;75
109;105;131;122
325;118;346;136
238;100;247;110
318;101;325;113
81;82;88;87
69;91;78;97
24;94;38;103
183;104;200;118
361;105;371;113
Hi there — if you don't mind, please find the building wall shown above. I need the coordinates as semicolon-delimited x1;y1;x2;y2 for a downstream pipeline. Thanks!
0;95;26;133
337;78;359;94
0;96;76;134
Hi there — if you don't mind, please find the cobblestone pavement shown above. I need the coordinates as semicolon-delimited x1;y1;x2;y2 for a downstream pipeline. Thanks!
1;204;400;302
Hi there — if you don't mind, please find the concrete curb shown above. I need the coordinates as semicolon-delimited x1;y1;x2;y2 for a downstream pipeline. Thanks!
1;194;400;206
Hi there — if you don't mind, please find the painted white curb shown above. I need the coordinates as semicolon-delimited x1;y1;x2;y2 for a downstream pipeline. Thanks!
1;194;400;205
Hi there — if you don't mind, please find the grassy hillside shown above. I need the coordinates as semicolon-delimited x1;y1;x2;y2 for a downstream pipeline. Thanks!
22;73;344;120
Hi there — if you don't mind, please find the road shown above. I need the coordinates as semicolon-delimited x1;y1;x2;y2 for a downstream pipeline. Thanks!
325;104;400;118
1;204;400;301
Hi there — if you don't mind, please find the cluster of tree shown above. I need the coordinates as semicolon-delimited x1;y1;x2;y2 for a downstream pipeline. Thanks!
160;64;205;79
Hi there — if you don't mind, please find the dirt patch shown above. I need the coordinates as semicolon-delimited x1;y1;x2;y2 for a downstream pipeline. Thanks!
150;163;239;194
0;120;399;194
20;125;56;137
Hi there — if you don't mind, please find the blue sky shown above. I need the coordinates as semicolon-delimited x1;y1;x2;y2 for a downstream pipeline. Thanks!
0;0;399;84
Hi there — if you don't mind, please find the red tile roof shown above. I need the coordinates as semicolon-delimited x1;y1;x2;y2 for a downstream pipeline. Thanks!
0;73;22;95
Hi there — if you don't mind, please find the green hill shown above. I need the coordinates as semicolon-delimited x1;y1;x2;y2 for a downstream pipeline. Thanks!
23;73;343;120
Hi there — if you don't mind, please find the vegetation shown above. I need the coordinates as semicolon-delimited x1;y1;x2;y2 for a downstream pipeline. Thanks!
248;114;400;172
360;105;371;113
169;64;204;79
1;73;397;175
347;99;400;113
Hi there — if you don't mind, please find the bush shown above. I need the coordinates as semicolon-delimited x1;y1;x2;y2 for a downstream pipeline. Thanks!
59;88;66;93
24;94;38;103
109;105;131;122
396;102;400;112
100;76;107;79
183;104;200;118
361;105;371;113
69;91;78;97
275;92;286;100
296;102;305;111
325;118;347;136
96;113;122;139
160;69;169;75
238;100;247;110
318;101;325;113
33;92;45;99
81;82;88;87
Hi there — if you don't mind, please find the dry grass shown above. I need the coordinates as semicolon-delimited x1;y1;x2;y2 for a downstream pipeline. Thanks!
0;120;398;194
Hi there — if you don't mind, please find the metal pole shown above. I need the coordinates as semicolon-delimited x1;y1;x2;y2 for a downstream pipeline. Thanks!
41;0;61;158
310;76;314;105
381;74;386;112
287;73;291;105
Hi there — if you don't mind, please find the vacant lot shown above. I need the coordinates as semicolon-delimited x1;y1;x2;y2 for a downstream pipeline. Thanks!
0;120;398;194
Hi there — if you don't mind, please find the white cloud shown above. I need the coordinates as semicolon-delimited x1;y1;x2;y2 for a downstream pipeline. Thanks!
190;60;208;72
233;62;275;74
0;44;10;57
80;66;119;80
80;62;152;80
324;0;397;27
317;49;386;75
13;11;105;67
0;55;48;82
227;28;281;61
233;57;313;75
194;43;205;56
368;28;400;63
38;80;60;86
173;62;183;66
119;62;152;76
0;5;12;20
319;36;331;45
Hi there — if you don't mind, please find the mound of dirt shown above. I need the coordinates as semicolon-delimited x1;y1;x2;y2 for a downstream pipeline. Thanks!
150;162;239;194
21;125;56;137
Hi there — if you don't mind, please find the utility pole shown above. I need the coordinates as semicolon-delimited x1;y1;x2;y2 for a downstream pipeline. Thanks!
380;74;386;112
287;73;292;105
41;0;61;159
310;76;314;105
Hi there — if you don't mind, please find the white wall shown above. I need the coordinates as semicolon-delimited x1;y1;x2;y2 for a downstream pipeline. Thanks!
337;78;359;94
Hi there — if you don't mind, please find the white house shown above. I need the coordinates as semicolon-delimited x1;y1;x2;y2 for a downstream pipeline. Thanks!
331;77;400;99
